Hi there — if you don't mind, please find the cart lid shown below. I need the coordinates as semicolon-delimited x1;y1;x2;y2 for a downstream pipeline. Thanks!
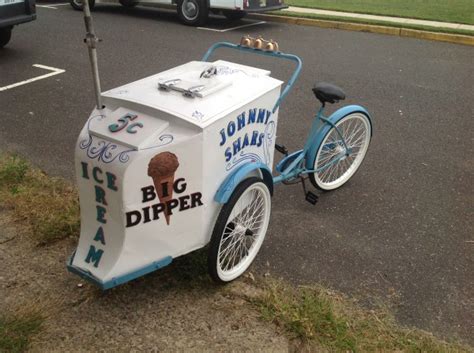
102;60;283;129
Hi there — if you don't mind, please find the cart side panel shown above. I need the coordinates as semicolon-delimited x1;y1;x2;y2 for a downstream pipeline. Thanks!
72;115;131;281
200;86;281;243
114;133;206;276
72;107;206;283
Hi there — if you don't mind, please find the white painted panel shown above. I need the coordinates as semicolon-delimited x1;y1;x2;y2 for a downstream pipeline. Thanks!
102;60;281;129
0;0;24;6
88;107;169;150
209;0;236;10
72;58;282;284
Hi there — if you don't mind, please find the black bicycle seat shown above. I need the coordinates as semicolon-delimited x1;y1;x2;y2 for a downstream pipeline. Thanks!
312;82;346;104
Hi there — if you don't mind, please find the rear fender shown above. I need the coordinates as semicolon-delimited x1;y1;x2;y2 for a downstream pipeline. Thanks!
305;105;372;170
215;162;273;204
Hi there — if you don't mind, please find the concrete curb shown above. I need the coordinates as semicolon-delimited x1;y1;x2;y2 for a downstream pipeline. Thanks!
249;14;474;46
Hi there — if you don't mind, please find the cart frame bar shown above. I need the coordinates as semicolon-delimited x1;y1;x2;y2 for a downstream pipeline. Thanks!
202;42;302;114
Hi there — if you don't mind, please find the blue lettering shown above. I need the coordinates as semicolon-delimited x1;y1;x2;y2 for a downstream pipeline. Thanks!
237;113;246;131
248;109;257;124
251;131;259;145
219;108;271;162
257;133;265;147
96;205;107;224
93;227;106;245
106;172;118;191
233;138;242;155
81;162;89;179
242;133;250;149
227;121;236;137
265;110;271;124
95;185;107;206
219;128;226;146
85;245;104;268
225;148;232;162
92;167;103;184
126;122;143;134
257;109;266;123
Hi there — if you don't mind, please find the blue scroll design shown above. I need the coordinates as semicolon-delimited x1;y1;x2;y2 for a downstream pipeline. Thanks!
81;140;134;164
216;66;247;76
263;120;276;165
226;150;262;171
156;134;174;147
141;134;174;151
80;114;175;163
79;114;134;164
225;116;276;172
192;111;204;120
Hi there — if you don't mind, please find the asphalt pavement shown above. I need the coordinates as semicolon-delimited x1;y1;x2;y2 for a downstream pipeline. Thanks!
0;3;473;344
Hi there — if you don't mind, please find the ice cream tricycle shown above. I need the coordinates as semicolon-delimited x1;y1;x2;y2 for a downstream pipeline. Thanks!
67;6;372;289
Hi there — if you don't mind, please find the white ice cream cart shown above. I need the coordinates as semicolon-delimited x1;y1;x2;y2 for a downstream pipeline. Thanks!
68;8;373;289
69;51;283;288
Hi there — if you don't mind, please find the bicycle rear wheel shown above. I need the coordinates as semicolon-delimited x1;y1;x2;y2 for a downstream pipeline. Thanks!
309;112;371;191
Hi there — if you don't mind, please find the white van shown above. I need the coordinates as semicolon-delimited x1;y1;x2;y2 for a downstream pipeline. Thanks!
0;0;36;48
70;0;287;26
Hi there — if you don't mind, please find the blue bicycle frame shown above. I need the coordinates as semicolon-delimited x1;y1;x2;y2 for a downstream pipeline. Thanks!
207;42;372;203
273;105;353;184
202;41;302;114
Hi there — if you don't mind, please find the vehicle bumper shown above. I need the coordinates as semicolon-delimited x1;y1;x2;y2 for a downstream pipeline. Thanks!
245;4;287;12
0;13;36;27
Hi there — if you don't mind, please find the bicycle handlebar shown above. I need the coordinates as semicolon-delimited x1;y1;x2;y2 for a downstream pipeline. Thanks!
202;41;302;114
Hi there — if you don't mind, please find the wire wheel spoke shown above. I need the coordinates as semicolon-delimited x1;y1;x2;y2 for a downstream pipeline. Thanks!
219;194;262;269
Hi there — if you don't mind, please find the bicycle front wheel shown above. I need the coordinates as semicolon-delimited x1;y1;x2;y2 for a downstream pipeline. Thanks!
208;177;271;283
309;112;371;191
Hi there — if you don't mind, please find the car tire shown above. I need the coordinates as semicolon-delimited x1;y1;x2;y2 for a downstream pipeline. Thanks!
119;0;138;7
70;0;95;11
177;0;208;26
0;27;12;49
223;10;246;20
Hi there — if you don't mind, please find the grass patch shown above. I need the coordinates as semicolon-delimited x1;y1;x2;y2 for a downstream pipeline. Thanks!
0;307;44;353
269;11;474;37
284;0;474;25
254;279;470;352
0;154;80;245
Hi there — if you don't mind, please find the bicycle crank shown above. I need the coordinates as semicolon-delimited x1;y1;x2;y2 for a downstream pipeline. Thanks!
301;176;318;205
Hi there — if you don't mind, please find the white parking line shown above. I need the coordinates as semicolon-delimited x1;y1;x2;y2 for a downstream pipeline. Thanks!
37;3;69;9
0;64;65;92
198;20;266;32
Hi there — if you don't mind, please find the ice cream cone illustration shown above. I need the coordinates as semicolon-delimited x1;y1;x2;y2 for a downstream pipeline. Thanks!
147;152;179;225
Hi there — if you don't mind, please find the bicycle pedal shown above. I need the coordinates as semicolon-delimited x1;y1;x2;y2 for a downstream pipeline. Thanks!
305;191;318;205
275;143;288;156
